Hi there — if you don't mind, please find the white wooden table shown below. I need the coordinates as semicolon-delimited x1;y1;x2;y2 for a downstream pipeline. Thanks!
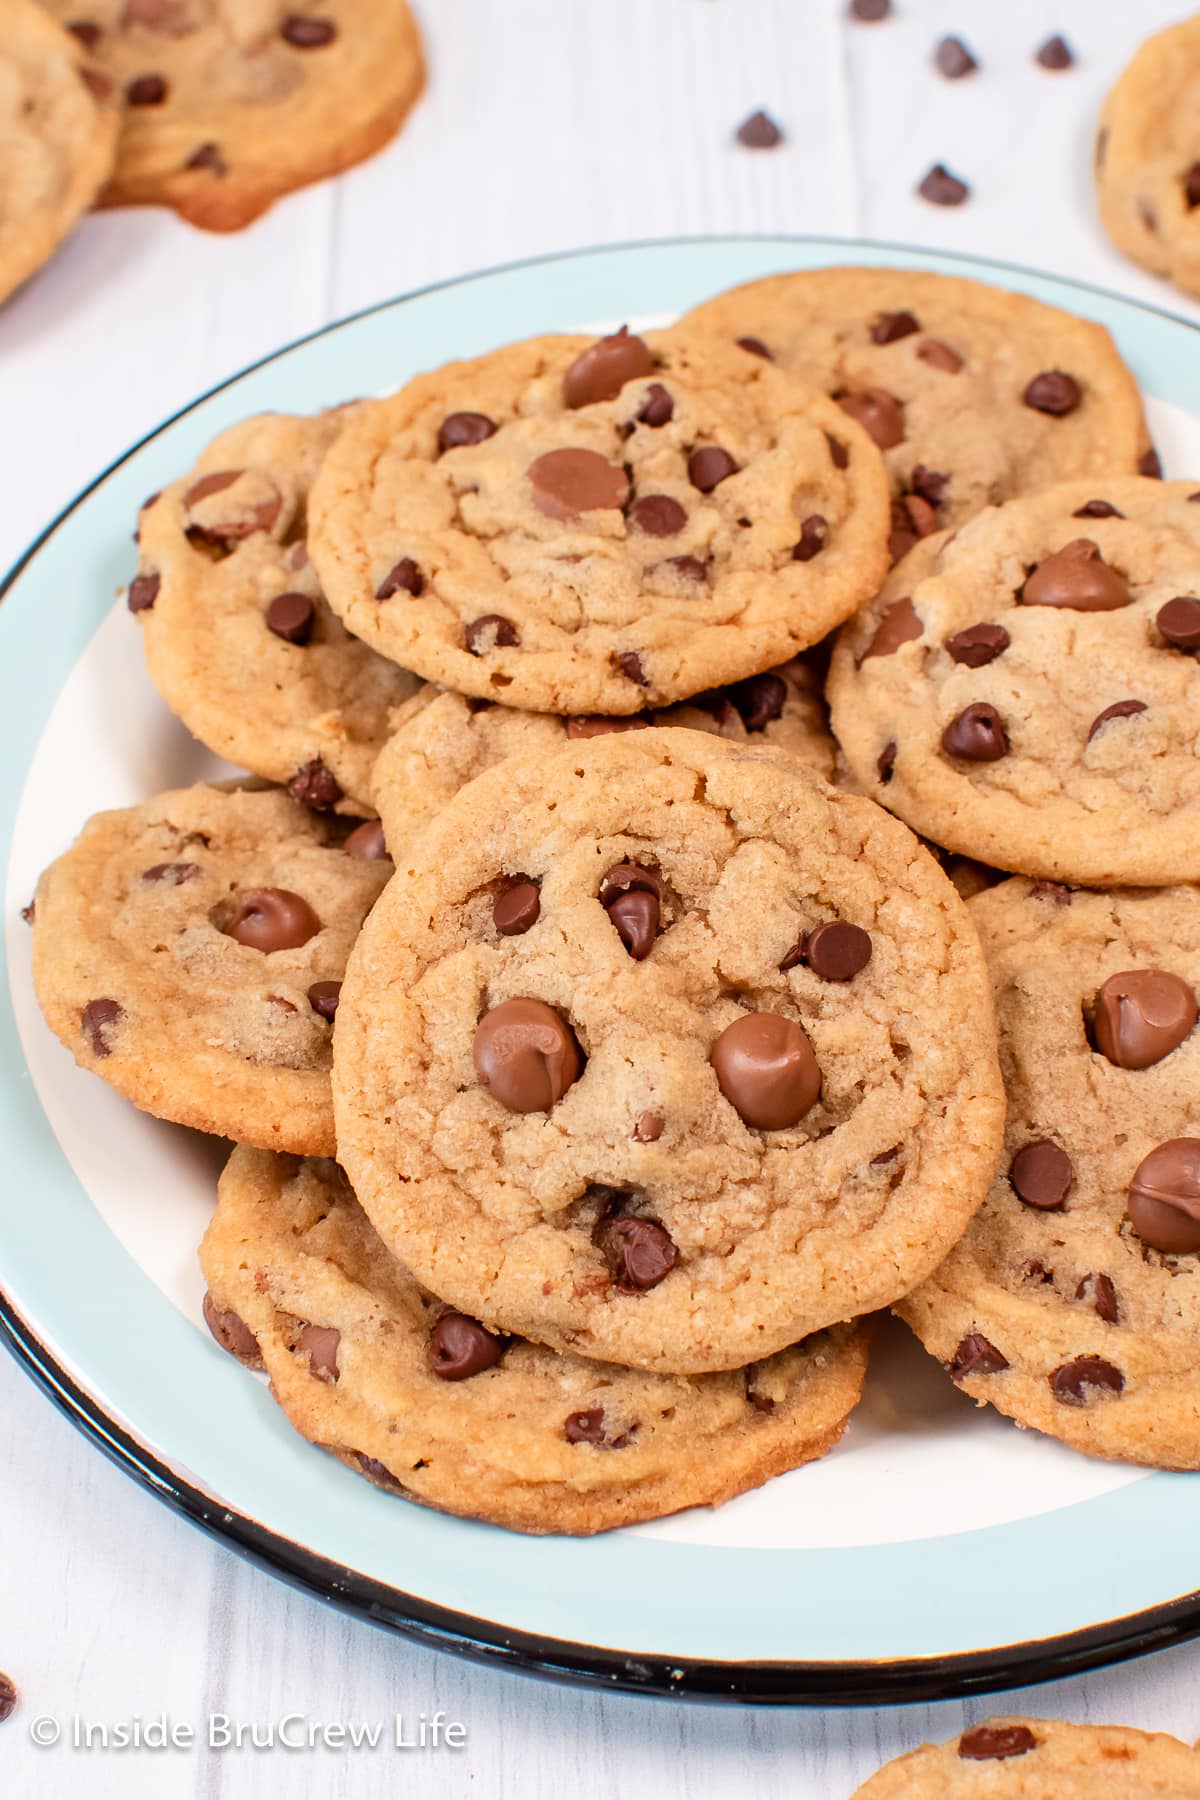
4;4;1200;1794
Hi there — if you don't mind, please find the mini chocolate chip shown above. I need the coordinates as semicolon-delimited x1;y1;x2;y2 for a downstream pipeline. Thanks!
1140;446;1164;478
427;1311;505;1380
796;920;873;982
0;1672;17;1724
566;715;650;738
710;1012;821;1130
438;411;496;453
737;336;771;358
128;572;160;614
615;650;648;685
877;740;897;783
837;387;904;449
945;623;1010;667
793;514;829;561
942;703;1008;762
375;557;423;599
1010;1140;1073;1210
1035;34;1073;70
1021;540;1130;610
563;327;655;409
728;672;786;731
949;1333;1009;1379
1087;699;1147;743
628;494;687;537
863;595;922;659
916;337;964;373
465;614;519;655
127;73;168;105
934;36;977;78
141;861;200;885
529;447;630;518
636;384;674;427
1128;1139;1200;1252
473;998;583;1112
67;21;103;52
688;447;739;492
871;310;920;344
20;901;34;925
918;164;969;206
281;15;337;48
202;1292;262;1365
295;1323;340;1382
1157;596;1200;651
82;998;122;1057
735;109;783;148
493;879;541;935
185;142;226;175
288;759;342;810
343;819;389;860
1077;1272;1119;1324
266;591;315;644
81;65;113;100
958;1725;1037;1761
307;980;341;1020
849;0;890;18
1050;1356;1124;1406
600;862;660;960
1024;370;1081;415
1186;165;1200;210
1073;499;1123;519
223;888;321;952
870;1146;900;1168
634;1110;664;1143
596;1214;677;1292
909;464;949;507
565;1409;606;1444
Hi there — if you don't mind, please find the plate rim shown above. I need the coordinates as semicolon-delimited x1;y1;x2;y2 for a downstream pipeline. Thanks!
5;233;1200;1708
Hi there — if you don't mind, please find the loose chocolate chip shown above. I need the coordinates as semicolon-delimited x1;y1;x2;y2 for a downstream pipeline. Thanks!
465;614;519;655
127;73;168;105
375;557;423;599
1024;370;1081;415
202;1292;262;1365
288;759;342;810
67;21;103;52
566;715;650;738
1087;699;1147;743
849;0;890;18
1010;1140;1073;1210
343;819;389;860
141;860;200;885
941;703;1008;762
636;383;674;427
529;447;630;518
563;327;655;410
710;1012;821;1130
950;1334;1009;1380
600;863;661;960
295;1323;340;1382
863;595;922;659
596;1213;677;1292
918;164;969;206
1128;1138;1200;1253
473;998;583;1112
945;623;1010;667
82;998;122;1058
281;15;337;48
615;650;648;685
307;980;341;1020
493;879;541;936
1050;1356;1124;1407
917;337;964;373
1035;34;1073;70
223;888;321;952
1157;596;1200;651
958;1725;1037;1762
877;740;897;784
735;109;783;149
737;336;771;358
1140;446;1164;478
20;901;33;925
628;494;687;537
687;446;739;492
1031;880;1072;905
1077;1272;1119;1324
1186;165;1200;210
427;1311;505;1380
1073;499;1123;519
438;411;496;453
837;388;904;449
185;142;226;175
565;1409;606;1444
0;1671;17;1724
934;36;977;79
1020;540;1130;610
728;672;786;731
872;310;920;345
265;591;315;644
793;514;829;561
128;572;160;614
634;1109;664;1142
795;920;873;982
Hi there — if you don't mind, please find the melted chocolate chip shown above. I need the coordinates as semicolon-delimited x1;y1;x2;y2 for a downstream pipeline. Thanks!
1076;1272;1119;1324
710;1012;821;1130
941;703;1008;762
863;596;922;659
628;494;687;537
949;1333;1009;1379
1021;540;1130;611
871;309;920;344
916;337;964;373
295;1323;340;1381
599;863;660;960
1031;879;1072;906
375;557;424;600
529;447;630;518
1088;699;1147;743
1128;1138;1200;1253
1157;596;1200;651
633;1110;664;1143
688;446;739;492
223;888;321;952
566;715;650;738
945;622;1010;667
473;999;583;1112
958;1725;1037;1761
438;411;496;453
595;1210;677;1292
82;998;122;1058
427;1311;505;1380
1049;1356;1123;1406
614;650;648;685
825;432;850;470
202;1292;262;1365
737;336;771;358
1010;1140;1073;1210
266;591;315;644
465;614;519;654
877;740;897;784
837;388;904;449
0;1672;17;1725
727;672;786;731
288;759;342;811
564;1409;606;1444
493;879;541;936
563;328;655;408
1073;499;1123;519
127;73;168;105
1024;371;1081;415
1092;969;1197;1069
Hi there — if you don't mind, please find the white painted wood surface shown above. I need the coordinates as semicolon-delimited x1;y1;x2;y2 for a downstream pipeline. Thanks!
4;3;1200;1794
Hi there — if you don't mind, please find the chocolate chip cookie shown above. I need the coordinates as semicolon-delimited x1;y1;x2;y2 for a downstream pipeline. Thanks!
681;267;1151;558
31;783;389;1153
134;411;419;813
43;0;424;232
370;660;835;858
900;877;1200;1469
853;1717;1200;1797
827;479;1200;887
1096;18;1200;301
333;727;1003;1374
307;327;892;716
2;1;119;306
201;1147;870;1535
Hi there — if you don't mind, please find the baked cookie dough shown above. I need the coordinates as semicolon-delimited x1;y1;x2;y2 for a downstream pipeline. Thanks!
200;1147;871;1536
682;266;1151;558
853;1716;1200;1797
44;0;424;231
900;878;1200;1469
828;478;1200;887
134;411;419;814
308;326;891;715
31;783;388;1153
333;728;1004;1374
1096;18;1200;301
1;1;119;306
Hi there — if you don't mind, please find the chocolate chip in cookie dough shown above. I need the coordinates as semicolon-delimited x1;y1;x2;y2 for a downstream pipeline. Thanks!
529;448;630;519
427;1310;505;1380
294;1323;340;1382
265;592;315;645
628;495;687;537
614;650;648;685
185;143;227;176
599;863;661;960
1185;165;1200;211
288;759;343;810
566;715;650;738
877;740;897;784
563;330;655;410
594;1206;677;1292
1010;1140;1073;1210
1035;34;1074;71
793;514;829;561
737;336;771;359
1128;1138;1200;1252
67;21;103;53
727;672;786;731
564;1409;606;1444
659;554;709;584
784;920;873;982
202;1292;262;1365
307;979;341;1020
343;819;389;860
687;446;739;493
183;470;283;548
493;879;541;936
127;73;168;106
735;110;784;149
949;1333;1010;1379
941;703;1008;762
917;164;969;207
837;388;904;450
916;338;964;373
473;998;583;1112
1019;539;1130;610
1023;371;1081;416
355;1454;404;1490
945;623;1010;667
863;596;922;660
375;557;424;599
1050;1355;1124;1407
281;15;338;49
635;384;674;428
438;411;497;453
82;998;123;1058
222;888;321;952
934;36;978;79
1156;596;1200;651
465;614;520;655
958;1725;1037;1762
1076;1272;1119;1324
710;1013;821;1130
1030;879;1072;906
871;310;920;345
633;1109;664;1142
1087;698;1147;742
141;860;200;885
127;572;160;614
1073;499;1123;519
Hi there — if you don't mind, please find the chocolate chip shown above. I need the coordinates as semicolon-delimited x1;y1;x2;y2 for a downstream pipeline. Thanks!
281;15;337;48
872;310;920;346
128;572;160;614
1128;1138;1200;1252
529;447;630;518
1024;371;1081;415
223;888;321;952
343;820;389;860
1020;539;1130;610
566;715;650;738
438;411;497;453
628;494;687;537
1076;1272;1119;1324
918;164;969;206
950;1334;1009;1380
793;514;829;561
82;998;122;1058
870;1146;899;1168
288;759;342;810
1031;880;1072;906
636;384;674;427
307;980;341;1020
185;142;226;175
1050;1356;1123;1407
81;66;113;101
942;703;1008;762
356;1454;404;1490
659;554;708;584
127;73;168;105
790;920;873;982
295;1323;340;1382
863;596;922;659
877;740;897;784
934;36;977;79
1010;1140;1073;1210
710;1012;821;1130
634;1110;664;1142
1157;596;1200;651
1035;34;1073;70
20;901;33;925
687;447;739;492
427;1311;505;1380
565;1409;606;1444
958;1725;1037;1761
202;1291;262;1365
595;1212;677;1292
375;557;423;599
0;1672;17;1724
744;1365;775;1412
465;614;520;655
837;388;904;449
737;336;771;358
141;861;200;885
1186;165;1200;211
1140;446;1164;478
735;110;783;149
563;327;655;409
889;493;937;560
916;337;964;373
493;879;541;935
473;998;583;1112
266;591;315;644
184;470;282;546
849;0;890;18
727;672;786;731
945;623;1009;667
67;21;103;52
614;650;648;685
1087;699;1147;743
600;863;660;960
1073;499;1123;519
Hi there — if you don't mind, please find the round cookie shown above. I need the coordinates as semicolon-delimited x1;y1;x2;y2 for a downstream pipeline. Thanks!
307;326;891;716
1;1;119;307
900;878;1200;1469
31;783;389;1154
333;727;1004;1374
200;1147;871;1536
853;1717;1200;1798
1096;19;1200;302
370;660;835;857
827;478;1200;887
681;266;1152;558
42;1;424;232
134;411;420;814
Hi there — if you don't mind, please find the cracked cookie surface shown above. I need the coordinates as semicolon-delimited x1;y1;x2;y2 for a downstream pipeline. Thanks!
1096;18;1200;301
853;1716;1200;1797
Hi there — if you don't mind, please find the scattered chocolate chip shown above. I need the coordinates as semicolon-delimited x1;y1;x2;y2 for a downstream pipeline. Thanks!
628;494;687;537
473;998;583;1112
281;15;337;48
67;21;103;52
1020;540;1130;610
1050;1355;1123;1407
438;411;497;453
1073;499;1123;519
288;759;342;811
1024;370;1081;415
375;557;423;600
566;715;650;738
727;672;786;731
958;1725;1037;1762
837;388;904;449
1186;164;1200;211
877;740;897;784
634;1110;664;1143
710;1012;821;1130
735;109;783;148
636;384;674;427
942;703;1008;762
529;447;630;518
945;622;1010;667
918;164;969;206
223;888;321;952
1087;699;1147;743
1157;596;1200;651
688;446;739;492
295;1323;340;1382
934;36;977;79
127;572;160;614
563;327;655;409
465;614;519;654
1139;446;1164;479
427;1311;505;1380
615;650;648;685
793;514;829;561
265;591;315;644
127;73;168;105
1010;1140;1073;1210
1128;1138;1200;1252
1035;34;1073;70
185;141;226;175
949;1333;1009;1379
737;336;771;358
82;998;122;1057
141;861;200;885
565;1409;606;1444
872;310;920;345
595;1212;677;1292
202;1292;262;1365
916;337;964;373
343;820;389;860
863;595;922;659
1077;1272;1119;1324
493;879;541;936
307;979;341;1020
792;920;873;982
849;0;890;18
600;863;660;960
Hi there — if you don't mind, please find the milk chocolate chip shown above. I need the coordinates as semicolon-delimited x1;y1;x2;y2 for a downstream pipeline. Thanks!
438;411;496;453
1128;1138;1200;1252
295;1323;340;1382
599;863;660;959
343;820;389;860
493;879;541;936
945;623;1009;667
427;1311;505;1379
941;703;1008;762
563;328;655;408
1010;1140;1073;1210
958;1725;1037;1761
1092;970;1197;1069
837;388;904;449
1020;540;1130;610
202;1292;262;1366
529;448;630;518
863;596;922;659
473;999;583;1112
710;1012;821;1130
1157;596;1200;651
223;889;321;952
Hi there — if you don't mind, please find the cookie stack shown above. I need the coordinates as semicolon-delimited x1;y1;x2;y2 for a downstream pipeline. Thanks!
29;268;1200;1532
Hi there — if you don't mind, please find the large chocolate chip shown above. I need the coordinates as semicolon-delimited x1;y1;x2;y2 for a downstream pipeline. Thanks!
710;1012;821;1130
266;591;315;644
281;15;337;48
614;650;648;685
918;164;969;206
427;1311;505;1380
600;863;660;960
916;337;964;373
1020;540;1130;610
658;554;708;584
958;1725;1037;1762
1049;1356;1124;1406
636;384;674;427
941;703;1008;762
934;36;977;78
1157;596;1200;651
1024;371;1081;415
728;672;786;731
945;623;1009;667
628;495;687;537
529;448;630;518
1035;34;1073;70
307;980;341;1020
566;715;650;738
223;888;321;952
565;1409;606;1444
127;572;160;614
1077;1272;1119;1324
465;614;519;654
202;1291;262;1365
789;920;873;982
438;411;496;453
1092;970;1197;1069
295;1323;340;1381
82;998;122;1058
949;1333;1009;1379
1010;1140;1072;1210
1128;1138;1200;1252
735;110;783;148
1073;499;1123;519
288;759;342;810
837;388;904;449
595;1211;677;1292
141;860;199;885
793;514;829;561
871;310;920;344
375;557;424;599
343;820;389;860
473;998;583;1112
1087;699;1146;742
493;879;540;935
127;73;168;104
863;596;922;659
687;447;739;492
563;327;655;408
0;1672;17;1724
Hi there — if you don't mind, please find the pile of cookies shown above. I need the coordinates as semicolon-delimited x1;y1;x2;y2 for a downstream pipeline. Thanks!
28;263;1200;1534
